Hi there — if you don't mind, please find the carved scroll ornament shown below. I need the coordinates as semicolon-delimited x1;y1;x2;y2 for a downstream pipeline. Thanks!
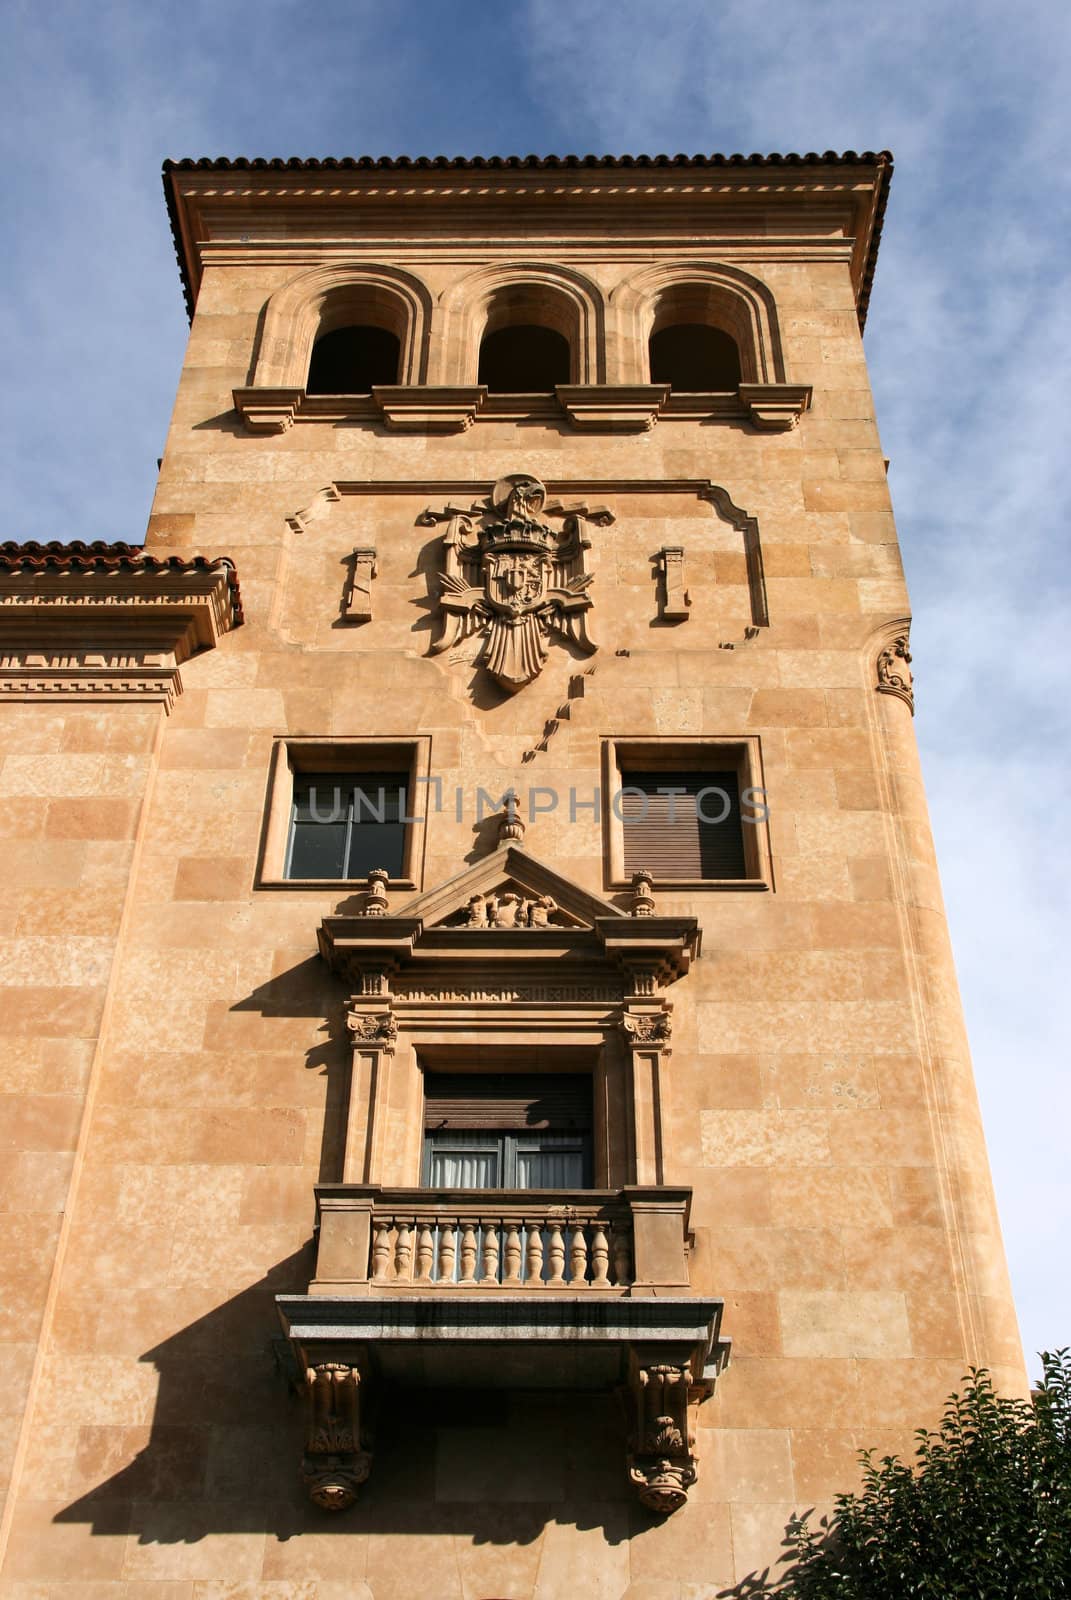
622;1011;672;1048
424;473;612;692
875;631;914;713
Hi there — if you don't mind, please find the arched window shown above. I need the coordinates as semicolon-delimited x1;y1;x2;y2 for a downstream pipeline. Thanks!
649;323;741;392
478;325;571;392
307;325;401;394
473;283;580;393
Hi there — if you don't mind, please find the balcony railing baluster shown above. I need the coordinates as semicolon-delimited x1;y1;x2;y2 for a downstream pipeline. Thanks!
480;1221;500;1285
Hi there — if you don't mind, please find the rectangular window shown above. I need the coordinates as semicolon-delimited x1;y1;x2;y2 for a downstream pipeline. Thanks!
422;1073;593;1190
287;772;408;880
619;768;746;879
258;737;429;888
604;737;770;890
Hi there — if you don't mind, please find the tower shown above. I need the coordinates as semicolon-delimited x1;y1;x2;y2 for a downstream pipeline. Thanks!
0;150;1025;1593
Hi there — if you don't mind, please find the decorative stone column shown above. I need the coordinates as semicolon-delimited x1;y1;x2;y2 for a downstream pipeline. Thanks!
301;1361;373;1510
342;992;397;1185
622;997;672;1187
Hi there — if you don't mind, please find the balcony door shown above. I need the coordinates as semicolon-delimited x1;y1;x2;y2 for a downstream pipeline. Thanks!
422;1072;592;1189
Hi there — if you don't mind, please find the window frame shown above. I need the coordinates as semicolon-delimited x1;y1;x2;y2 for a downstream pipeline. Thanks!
603;736;772;892
258;735;430;890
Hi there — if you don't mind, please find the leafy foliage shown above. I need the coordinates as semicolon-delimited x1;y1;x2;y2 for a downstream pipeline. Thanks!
783;1350;1071;1599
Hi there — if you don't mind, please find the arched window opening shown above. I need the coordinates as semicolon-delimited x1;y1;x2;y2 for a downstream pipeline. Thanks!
307;325;401;395
649;324;742;391
478;325;571;393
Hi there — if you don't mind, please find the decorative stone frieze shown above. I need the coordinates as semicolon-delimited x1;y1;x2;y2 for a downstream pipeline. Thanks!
876;628;914;713
300;1362;373;1511
423;474;613;692
341;547;377;625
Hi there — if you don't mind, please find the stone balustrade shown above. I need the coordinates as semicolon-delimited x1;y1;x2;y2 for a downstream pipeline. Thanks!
310;1184;695;1297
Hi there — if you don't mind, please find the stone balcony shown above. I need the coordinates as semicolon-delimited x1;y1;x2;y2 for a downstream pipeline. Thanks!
277;1183;729;1516
307;1183;696;1296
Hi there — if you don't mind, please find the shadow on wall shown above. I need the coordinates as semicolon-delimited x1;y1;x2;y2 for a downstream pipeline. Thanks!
53;1247;643;1547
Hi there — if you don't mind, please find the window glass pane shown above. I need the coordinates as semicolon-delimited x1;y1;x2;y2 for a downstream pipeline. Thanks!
515;1133;589;1189
286;770;408;881
516;1147;586;1188
288;819;348;879
346;773;408;878
427;1145;501;1189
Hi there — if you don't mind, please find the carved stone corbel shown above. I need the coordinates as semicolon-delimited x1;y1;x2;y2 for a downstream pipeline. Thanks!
301;1361;373;1511
657;547;691;622
738;382;812;432
341;547;377;625
875;629;914;714
626;1357;698;1514
232;385;302;434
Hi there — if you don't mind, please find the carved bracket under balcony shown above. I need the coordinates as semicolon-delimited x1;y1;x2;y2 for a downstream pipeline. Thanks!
279;1286;729;1515
301;1361;373;1511
627;1352;715;1514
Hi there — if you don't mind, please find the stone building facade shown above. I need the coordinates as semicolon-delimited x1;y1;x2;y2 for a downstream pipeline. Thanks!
0;151;1026;1597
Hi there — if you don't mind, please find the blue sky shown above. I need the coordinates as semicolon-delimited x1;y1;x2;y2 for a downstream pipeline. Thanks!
2;0;1068;1379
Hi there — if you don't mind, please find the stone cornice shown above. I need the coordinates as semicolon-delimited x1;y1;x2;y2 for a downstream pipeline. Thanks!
0;544;242;710
165;152;891;326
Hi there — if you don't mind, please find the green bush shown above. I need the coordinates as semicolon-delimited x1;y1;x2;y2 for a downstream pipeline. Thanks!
783;1349;1071;1599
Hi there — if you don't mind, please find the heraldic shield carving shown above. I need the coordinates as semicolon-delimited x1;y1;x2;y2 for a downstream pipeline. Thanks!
422;474;613;691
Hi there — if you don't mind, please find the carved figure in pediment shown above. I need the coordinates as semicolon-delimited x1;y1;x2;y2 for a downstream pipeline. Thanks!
440;888;577;930
422;473;614;692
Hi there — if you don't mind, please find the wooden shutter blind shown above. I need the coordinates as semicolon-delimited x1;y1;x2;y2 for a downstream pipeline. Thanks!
620;769;747;879
424;1074;592;1131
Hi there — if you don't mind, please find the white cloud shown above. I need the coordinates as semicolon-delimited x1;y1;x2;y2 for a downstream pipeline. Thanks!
520;0;1071;1376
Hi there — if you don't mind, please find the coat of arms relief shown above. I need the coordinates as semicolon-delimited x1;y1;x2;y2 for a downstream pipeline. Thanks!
421;474;613;692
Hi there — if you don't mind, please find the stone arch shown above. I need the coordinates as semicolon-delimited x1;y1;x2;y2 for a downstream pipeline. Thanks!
251;263;433;388
438;262;605;385
610;262;787;385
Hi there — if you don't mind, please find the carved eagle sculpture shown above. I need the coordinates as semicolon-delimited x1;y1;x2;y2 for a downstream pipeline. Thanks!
424;473;611;692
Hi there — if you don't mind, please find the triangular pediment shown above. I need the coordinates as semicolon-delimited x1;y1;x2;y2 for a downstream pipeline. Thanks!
317;845;698;989
396;845;626;932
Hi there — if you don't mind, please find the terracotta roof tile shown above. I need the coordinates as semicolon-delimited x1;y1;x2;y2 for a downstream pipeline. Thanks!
0;541;244;624
162;150;893;328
